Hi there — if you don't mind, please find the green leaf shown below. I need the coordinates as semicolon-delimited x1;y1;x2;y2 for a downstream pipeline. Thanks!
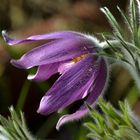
87;132;103;140
0;106;36;140
115;126;140;140
84;122;99;133
100;7;123;39
84;98;140;139
117;6;133;34
129;0;139;46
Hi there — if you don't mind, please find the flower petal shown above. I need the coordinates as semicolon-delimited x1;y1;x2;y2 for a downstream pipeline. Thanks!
37;55;101;116
56;58;108;130
11;37;92;69
2;30;83;45
58;62;75;74
27;62;61;81
56;110;87;130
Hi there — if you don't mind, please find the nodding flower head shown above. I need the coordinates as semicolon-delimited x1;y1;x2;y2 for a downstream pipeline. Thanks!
2;31;109;130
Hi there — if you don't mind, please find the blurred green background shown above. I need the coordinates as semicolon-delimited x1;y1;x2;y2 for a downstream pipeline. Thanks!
0;0;140;139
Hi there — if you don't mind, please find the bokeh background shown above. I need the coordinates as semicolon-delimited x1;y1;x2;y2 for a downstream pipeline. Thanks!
0;0;140;139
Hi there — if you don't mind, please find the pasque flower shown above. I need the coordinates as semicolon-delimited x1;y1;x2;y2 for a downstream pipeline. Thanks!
2;31;108;130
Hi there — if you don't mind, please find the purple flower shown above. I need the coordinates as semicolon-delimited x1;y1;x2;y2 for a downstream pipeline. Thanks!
2;30;108;130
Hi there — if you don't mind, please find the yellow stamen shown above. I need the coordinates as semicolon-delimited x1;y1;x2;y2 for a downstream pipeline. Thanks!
72;54;87;63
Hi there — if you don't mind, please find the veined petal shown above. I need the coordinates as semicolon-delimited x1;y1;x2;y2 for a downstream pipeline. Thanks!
11;37;91;69
37;55;100;116
27;62;61;81
84;58;108;104
58;62;75;74
56;58;108;130
2;30;83;45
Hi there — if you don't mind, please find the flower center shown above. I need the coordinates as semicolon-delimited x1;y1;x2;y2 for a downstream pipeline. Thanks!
58;54;88;74
72;54;87;63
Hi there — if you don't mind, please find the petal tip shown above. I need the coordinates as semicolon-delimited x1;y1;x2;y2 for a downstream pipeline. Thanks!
2;30;6;36
10;59;24;69
37;96;51;115
56;116;65;130
56;110;88;130
10;59;32;69
2;30;13;45
27;74;35;80
37;108;41;114
37;106;44;115
56;115;74;130
37;105;47;116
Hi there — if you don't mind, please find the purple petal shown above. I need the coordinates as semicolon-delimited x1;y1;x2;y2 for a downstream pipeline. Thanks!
27;62;61;81
2;30;83;45
37;55;100;116
58;62;75;74
56;58;108;130
11;37;92;69
56;110;87;130
83;58;108;104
